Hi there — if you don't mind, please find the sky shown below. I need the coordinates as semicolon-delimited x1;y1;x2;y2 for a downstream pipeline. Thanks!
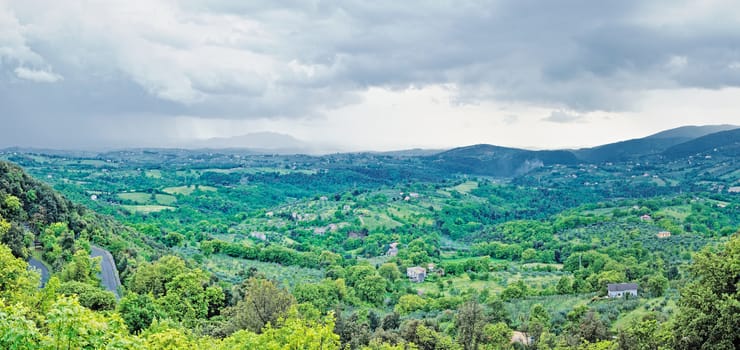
1;0;739;152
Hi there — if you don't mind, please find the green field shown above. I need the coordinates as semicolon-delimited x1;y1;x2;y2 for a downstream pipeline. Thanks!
117;192;176;205
120;204;175;213
163;185;217;195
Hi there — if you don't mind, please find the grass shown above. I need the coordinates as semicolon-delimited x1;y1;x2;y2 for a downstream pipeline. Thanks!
154;194;177;205
117;192;176;205
163;185;218;195
117;192;152;204
120;205;175;214
145;170;162;178
658;205;692;221
451;181;479;194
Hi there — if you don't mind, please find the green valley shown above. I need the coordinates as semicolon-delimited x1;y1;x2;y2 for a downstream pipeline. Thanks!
0;126;738;349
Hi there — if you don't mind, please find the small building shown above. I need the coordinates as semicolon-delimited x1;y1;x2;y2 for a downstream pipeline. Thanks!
387;242;399;256
607;283;638;298
656;231;671;238
728;186;740;193
640;214;651;221
407;266;427;283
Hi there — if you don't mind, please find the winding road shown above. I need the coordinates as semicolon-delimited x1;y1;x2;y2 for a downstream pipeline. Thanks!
28;257;50;288
91;245;122;298
29;246;122;298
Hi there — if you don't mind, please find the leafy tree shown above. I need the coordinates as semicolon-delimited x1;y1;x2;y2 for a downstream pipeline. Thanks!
355;274;387;305
59;249;101;285
128;255;187;297
223;278;295;334
378;263;402;282
617;315;671;350
117;293;160;333
673;233;740;350
645;274;668;297
525;303;550;345
395;294;426;315
0;220;30;259
481;322;512;350
157;270;224;324
556;276;573;295
456;300;487;350
58;281;116;311
576;310;609;345
0;244;39;304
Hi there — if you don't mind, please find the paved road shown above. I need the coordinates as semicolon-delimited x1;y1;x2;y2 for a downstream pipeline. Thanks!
90;245;122;298
28;257;50;288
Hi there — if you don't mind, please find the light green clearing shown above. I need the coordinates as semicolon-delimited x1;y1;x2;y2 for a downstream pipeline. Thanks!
163;185;217;195
117;192;176;205
451;181;479;194
154;194;177;205
120;205;175;214
658;205;691;221
117;192;151;204
145;170;162;178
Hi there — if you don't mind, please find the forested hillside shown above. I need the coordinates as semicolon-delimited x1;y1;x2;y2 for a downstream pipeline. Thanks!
0;127;738;349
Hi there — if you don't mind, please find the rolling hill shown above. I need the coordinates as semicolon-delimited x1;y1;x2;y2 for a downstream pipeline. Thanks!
663;127;740;158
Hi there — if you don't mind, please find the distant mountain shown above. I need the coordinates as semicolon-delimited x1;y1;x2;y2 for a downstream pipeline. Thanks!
428;144;578;177
424;125;738;177
663;128;740;158
573;124;738;163
190;132;306;149
645;124;738;139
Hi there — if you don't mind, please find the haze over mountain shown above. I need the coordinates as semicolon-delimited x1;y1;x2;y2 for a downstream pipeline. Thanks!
184;132;339;154
424;125;739;177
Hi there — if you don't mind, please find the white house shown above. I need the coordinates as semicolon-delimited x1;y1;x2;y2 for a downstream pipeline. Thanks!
607;283;638;298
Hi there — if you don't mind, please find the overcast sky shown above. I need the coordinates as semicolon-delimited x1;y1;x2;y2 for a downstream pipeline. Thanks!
1;0;739;152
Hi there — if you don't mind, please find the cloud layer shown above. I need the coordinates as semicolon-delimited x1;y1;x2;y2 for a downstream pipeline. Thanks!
1;0;739;149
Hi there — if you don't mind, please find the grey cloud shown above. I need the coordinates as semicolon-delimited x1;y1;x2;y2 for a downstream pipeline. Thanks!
1;0;740;147
14;67;62;83
543;110;584;123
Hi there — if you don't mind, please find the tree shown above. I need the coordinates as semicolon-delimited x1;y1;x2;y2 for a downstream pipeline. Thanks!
0;220;30;259
577;310;608;344
456;300;487;350
0;244;39;304
378;263;401;282
157;270;224;324
59;249;101;285
223;278;295;334
525;303;550;345
673;233;740;350
355;274;387;305
645;274;668;297
556;276;573;295
617;315;671;350
128;255;187;297
480;322;511;350
395;294;426;315
117;293;160;333
58;281;116;311
522;248;537;262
